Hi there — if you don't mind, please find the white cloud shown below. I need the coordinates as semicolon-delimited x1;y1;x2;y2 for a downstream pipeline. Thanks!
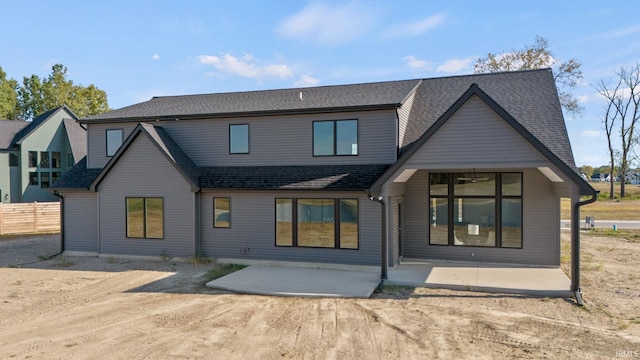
384;13;446;38
581;130;600;138
436;57;474;73
403;55;432;71
295;74;319;87
152;54;160;60
198;53;293;79
276;3;375;46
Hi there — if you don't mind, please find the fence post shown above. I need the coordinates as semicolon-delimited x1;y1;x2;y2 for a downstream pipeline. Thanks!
33;201;38;233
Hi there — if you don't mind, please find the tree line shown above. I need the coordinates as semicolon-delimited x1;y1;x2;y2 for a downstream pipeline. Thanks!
474;36;639;198
0;64;109;121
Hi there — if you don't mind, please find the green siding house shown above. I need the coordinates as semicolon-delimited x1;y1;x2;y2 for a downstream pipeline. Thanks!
0;106;86;203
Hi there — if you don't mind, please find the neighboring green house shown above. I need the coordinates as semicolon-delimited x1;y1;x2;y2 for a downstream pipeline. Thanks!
0;106;86;203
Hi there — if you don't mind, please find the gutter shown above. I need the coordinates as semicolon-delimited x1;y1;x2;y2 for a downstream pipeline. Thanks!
571;191;599;306
368;194;387;289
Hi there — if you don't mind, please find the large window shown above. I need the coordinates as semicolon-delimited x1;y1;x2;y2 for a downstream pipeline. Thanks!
40;151;49;168
51;151;61;168
214;197;231;228
275;198;358;249
429;173;522;248
229;124;249;154
126;197;164;239
29;172;38;185
106;129;123;157
313;120;358;156
40;172;50;188
29;151;37;167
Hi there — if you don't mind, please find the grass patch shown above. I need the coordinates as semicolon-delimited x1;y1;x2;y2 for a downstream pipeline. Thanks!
55;258;74;267
159;250;172;262
586;228;640;242
106;256;117;264
560;241;571;264
188;252;212;265
204;263;247;282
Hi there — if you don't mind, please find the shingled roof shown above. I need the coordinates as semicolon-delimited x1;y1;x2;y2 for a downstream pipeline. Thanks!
82;79;421;122
51;157;101;189
402;69;576;168
0;121;29;149
200;164;389;190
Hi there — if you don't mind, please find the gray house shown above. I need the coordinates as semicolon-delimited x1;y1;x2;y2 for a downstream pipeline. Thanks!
0;106;86;203
52;70;596;293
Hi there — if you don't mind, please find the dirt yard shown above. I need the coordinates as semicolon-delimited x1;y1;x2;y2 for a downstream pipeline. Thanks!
0;233;638;359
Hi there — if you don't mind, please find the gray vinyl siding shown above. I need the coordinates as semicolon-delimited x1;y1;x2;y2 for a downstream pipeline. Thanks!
86;110;397;169
404;95;548;169
199;190;381;266
63;191;98;253
86;123;137;168
397;90;416;148
401;169;560;266
96;134;195;257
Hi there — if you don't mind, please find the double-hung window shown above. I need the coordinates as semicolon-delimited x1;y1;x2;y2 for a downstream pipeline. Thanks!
126;197;164;239
313;120;358;156
429;173;522;248
106;129;123;157
229;124;249;154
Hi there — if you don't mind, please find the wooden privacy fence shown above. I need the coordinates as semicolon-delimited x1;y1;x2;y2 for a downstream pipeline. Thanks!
0;202;60;235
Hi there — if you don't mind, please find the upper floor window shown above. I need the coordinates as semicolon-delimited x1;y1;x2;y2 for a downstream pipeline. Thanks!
9;153;18;167
51;152;61;168
29;151;38;167
106;129;123;157
313;120;358;156
40;151;50;168
229;124;249;154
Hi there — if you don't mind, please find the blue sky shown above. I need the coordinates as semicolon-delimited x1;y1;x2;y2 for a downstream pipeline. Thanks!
2;1;639;167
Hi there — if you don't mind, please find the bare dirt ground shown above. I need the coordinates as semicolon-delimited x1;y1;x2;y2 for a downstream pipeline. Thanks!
0;233;638;359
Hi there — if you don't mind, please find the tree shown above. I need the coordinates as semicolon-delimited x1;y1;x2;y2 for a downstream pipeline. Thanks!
596;63;640;198
16;64;109;120
579;165;594;179
0;66;19;120
474;36;583;116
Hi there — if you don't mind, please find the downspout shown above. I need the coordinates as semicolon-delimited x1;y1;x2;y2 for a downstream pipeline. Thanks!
52;191;65;255
368;194;387;288
571;191;598;306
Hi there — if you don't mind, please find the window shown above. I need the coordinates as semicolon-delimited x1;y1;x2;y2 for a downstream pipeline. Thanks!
275;198;359;249
229;124;249;154
126;197;164;239
313;120;358;156
29;172;38;185
40;151;49;168
9;153;18;167
29;151;38;167
40;172;50;188
214;197;230;228
52;172;61;185
429;173;522;248
52;152;61;168
106;129;123;157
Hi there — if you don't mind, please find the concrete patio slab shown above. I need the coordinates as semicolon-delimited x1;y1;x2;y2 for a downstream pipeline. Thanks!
206;265;381;298
387;260;572;297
